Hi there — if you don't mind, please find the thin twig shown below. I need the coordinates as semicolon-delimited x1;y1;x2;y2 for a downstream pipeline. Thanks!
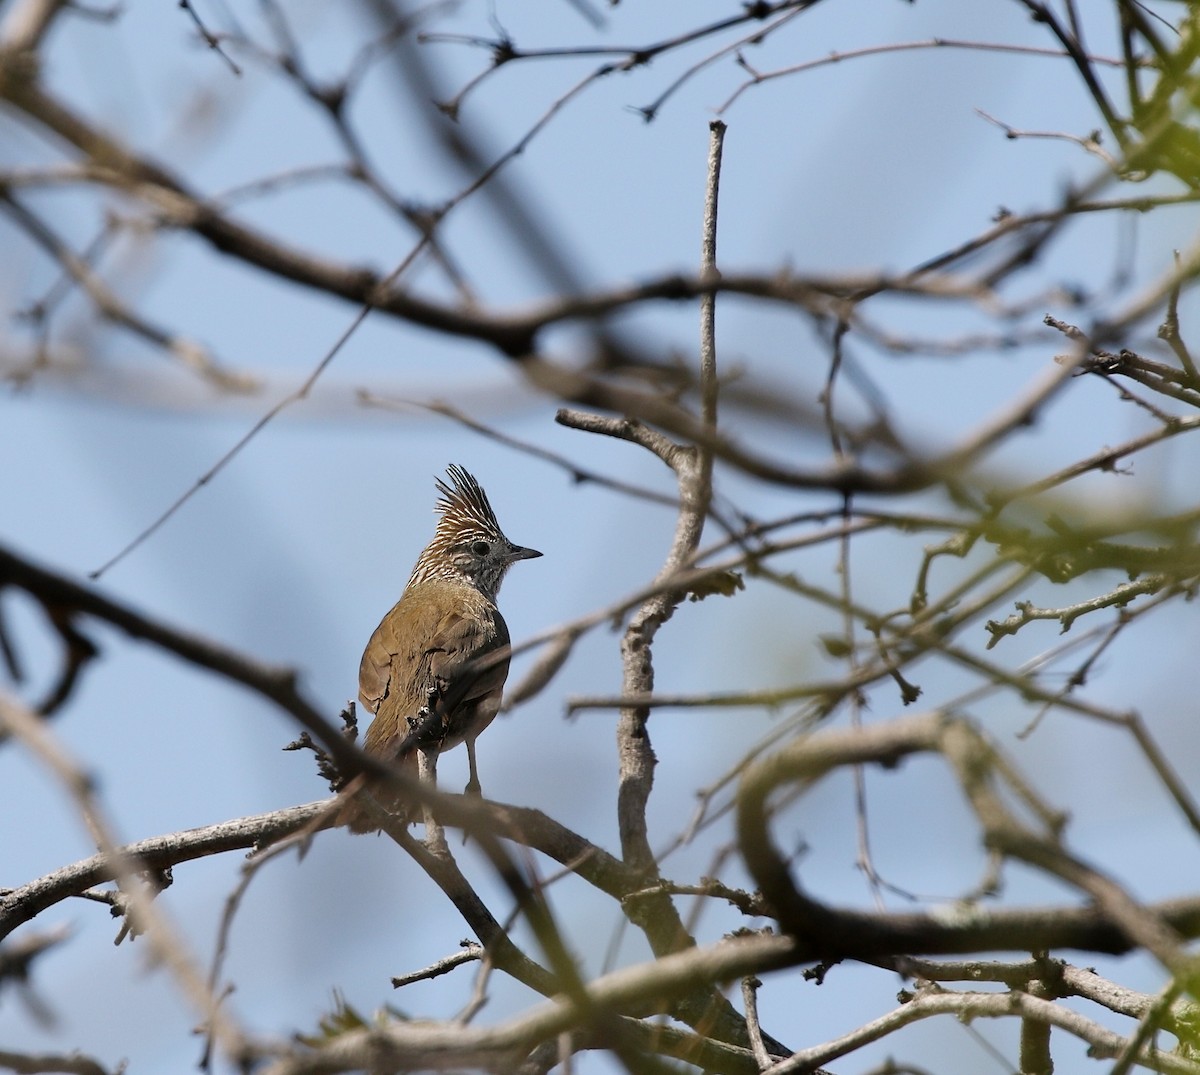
392;942;484;989
740;976;773;1069
178;0;242;75
89;238;426;578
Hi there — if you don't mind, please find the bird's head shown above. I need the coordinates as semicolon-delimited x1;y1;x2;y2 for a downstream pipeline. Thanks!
410;464;541;599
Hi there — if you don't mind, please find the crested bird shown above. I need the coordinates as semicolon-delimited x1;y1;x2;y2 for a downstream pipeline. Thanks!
345;464;540;833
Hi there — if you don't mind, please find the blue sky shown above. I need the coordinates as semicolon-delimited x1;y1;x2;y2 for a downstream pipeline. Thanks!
2;1;1198;1072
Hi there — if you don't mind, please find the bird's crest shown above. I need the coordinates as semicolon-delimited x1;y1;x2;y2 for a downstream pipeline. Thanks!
433;464;502;540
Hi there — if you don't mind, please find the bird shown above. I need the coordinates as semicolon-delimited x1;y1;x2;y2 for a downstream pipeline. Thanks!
344;464;540;833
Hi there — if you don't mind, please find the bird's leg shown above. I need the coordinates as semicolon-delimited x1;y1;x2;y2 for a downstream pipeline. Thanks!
464;737;483;799
416;746;448;855
457;738;486;848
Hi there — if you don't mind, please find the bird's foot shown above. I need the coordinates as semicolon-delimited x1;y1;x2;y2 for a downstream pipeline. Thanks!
458;779;483;847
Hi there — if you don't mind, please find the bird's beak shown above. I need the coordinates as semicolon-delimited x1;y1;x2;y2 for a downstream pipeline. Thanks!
507;544;542;563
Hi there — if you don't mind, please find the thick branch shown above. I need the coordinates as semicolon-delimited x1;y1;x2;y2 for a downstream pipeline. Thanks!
0;803;327;941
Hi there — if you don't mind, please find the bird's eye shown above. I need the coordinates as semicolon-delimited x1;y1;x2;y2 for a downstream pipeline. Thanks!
471;540;491;556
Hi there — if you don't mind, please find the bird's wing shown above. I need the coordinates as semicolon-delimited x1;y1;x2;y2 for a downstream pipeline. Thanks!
424;605;511;720
359;596;510;757
358;596;407;716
